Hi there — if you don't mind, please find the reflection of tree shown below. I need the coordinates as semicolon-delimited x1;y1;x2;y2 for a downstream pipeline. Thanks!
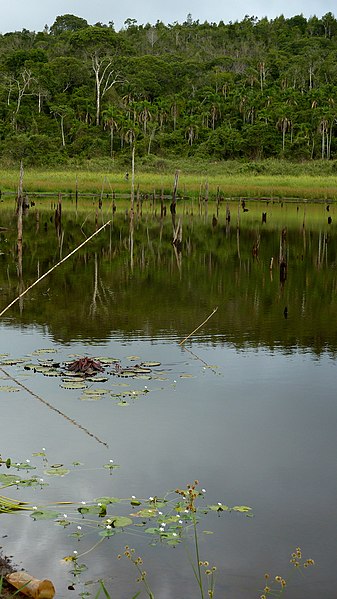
2;204;337;355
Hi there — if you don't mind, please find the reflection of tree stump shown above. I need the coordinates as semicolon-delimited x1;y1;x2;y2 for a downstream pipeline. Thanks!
262;212;267;223
280;260;287;282
252;235;260;258
328;216;332;224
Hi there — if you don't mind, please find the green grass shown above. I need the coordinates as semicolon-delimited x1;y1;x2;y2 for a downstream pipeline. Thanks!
1;157;337;200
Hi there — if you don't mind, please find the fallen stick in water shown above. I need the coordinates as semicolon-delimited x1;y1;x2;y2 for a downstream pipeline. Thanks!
0;220;112;317
179;307;218;346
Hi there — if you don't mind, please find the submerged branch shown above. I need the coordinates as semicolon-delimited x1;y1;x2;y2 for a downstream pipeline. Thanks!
0;367;108;448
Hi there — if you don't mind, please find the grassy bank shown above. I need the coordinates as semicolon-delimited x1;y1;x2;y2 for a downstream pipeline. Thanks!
0;158;337;200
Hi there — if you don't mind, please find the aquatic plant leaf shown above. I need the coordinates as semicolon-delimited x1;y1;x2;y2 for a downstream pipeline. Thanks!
42;369;60;377
179;374;194;378
78;504;107;516
93;497;121;504
30;509;60;520
79;394;102;401
0;359;26;365
132;508;158;518
82;388;107;394
232;505;252;513
0;386;19;392
60;381;87;389
126;356;141;361
99;528;115;537
94;357;120;364
119;371;136;378
144;527;159;534
207;504;230;512
110;516;133;527
15;463;36;470
142;361;161;367
44;468;70;476
0;474;21;484
32;349;57;354
117;401;129;406
85;377;108;383
103;463;120;470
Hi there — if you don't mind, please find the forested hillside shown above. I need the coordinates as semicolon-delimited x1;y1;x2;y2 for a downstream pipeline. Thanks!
1;12;337;165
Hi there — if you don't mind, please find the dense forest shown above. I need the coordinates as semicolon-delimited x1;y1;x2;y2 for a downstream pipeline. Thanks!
2;12;337;165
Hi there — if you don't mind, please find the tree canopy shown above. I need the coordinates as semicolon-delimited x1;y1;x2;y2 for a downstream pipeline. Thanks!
1;12;337;164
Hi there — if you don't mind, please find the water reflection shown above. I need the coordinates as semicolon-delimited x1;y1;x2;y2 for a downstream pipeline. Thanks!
0;198;336;598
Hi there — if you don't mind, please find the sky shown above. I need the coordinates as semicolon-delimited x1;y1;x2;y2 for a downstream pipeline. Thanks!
1;0;336;33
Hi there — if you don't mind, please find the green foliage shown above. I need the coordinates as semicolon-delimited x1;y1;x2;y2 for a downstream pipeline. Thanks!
1;13;337;163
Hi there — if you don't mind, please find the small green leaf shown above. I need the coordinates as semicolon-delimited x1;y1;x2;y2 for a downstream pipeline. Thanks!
94;496;121;504
30;509;60;520
44;468;70;476
232;505;252;513
111;516;132;527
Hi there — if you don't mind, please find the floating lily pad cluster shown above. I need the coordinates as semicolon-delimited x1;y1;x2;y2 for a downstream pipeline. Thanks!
0;349;196;407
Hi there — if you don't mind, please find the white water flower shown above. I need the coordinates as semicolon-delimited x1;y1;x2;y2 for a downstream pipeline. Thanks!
106;525;112;529
179;520;183;524
172;533;177;537
73;550;78;555
77;526;82;530
158;511;163;515
63;514;68;518
131;495;136;499
26;459;30;463
149;496;154;501
202;489;206;493
109;459;114;463
32;506;37;510
217;502;222;506
40;478;44;482
159;527;164;532
81;501;86;505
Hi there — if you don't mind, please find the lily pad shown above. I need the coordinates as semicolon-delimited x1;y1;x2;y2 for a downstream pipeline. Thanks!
110;515;133;527
132;508;158;518
60;381;87;389
30;509;60;520
79;394;102;401
94;357;120;365
0;386;19;392
42;369;60;377
78;504;107;516
233;505;252;513
0;359;26;366
142;361;161;367
0;474;21;484
94;496;121;504
44;468;70;476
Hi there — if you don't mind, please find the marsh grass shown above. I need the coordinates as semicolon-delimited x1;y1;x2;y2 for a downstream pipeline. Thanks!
0;158;337;200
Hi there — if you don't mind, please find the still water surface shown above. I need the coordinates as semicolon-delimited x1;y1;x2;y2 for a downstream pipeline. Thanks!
0;198;337;597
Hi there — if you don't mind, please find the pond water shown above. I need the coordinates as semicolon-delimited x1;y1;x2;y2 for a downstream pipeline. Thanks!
0;197;337;598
